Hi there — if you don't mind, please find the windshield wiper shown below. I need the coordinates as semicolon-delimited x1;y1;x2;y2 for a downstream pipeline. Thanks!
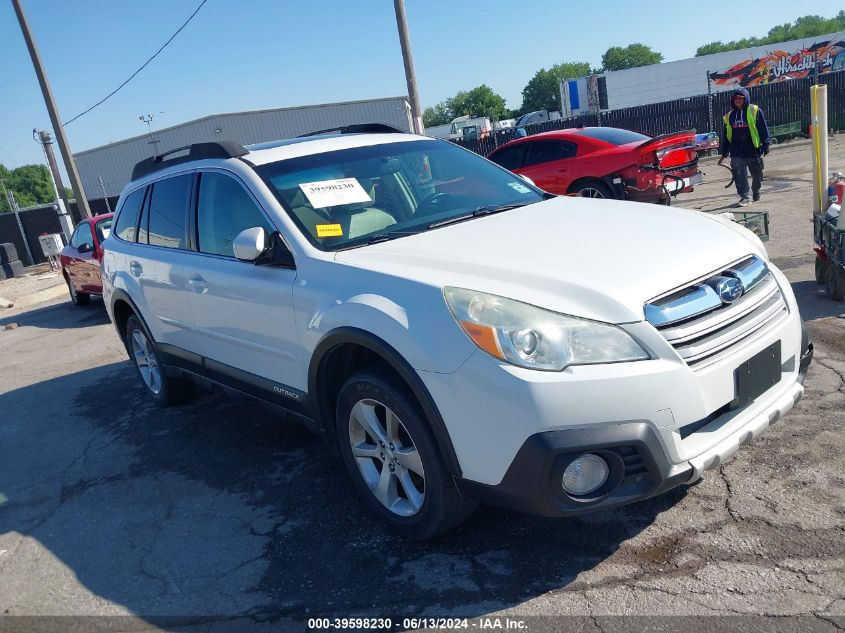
333;229;422;251
426;203;527;229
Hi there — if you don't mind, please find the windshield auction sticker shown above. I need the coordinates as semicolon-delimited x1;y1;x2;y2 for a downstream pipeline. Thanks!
300;178;372;208
315;224;343;238
508;181;532;194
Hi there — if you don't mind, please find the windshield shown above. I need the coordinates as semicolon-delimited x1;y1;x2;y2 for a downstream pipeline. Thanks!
574;128;651;145
255;139;544;250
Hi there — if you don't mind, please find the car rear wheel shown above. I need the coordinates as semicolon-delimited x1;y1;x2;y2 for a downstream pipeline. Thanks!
573;180;613;199
125;315;192;406
66;275;90;306
336;367;476;539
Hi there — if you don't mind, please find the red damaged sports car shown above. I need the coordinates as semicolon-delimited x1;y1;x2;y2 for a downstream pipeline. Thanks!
487;127;701;204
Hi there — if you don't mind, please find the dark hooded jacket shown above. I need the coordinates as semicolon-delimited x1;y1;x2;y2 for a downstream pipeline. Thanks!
720;87;770;158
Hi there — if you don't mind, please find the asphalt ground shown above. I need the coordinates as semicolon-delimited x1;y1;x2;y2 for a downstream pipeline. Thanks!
0;139;843;633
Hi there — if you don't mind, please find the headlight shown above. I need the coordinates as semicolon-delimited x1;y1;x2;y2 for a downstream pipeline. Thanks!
443;287;649;371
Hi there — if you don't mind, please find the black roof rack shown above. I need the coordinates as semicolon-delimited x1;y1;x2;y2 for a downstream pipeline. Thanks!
296;123;406;138
131;141;248;180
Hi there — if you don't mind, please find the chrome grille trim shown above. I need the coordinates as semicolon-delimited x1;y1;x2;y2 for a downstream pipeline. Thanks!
644;255;768;327
644;256;788;368
658;275;779;344
672;295;786;363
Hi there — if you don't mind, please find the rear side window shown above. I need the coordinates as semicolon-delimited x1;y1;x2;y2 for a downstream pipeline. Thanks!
114;188;145;242
147;174;192;249
196;172;274;257
489;143;527;171
523;140;577;167
574;128;650;145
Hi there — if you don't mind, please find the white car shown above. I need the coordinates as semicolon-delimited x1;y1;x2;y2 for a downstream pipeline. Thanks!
102;125;813;539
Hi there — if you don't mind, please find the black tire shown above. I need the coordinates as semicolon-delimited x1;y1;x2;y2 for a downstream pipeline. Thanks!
335;367;476;540
815;255;830;285
571;180;614;200
65;273;90;306
826;264;845;301
125;314;193;406
0;243;18;265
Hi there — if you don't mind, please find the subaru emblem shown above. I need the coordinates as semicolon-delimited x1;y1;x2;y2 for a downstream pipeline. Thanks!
714;277;744;304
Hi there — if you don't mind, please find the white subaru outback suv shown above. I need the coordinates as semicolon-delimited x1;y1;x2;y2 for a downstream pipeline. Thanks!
102;125;813;539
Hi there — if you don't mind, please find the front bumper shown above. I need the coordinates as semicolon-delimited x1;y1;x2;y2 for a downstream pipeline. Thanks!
423;272;812;517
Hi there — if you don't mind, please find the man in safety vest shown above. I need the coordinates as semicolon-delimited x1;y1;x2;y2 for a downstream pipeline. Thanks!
720;87;770;207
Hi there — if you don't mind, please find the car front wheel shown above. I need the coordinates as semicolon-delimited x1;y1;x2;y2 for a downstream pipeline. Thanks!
65;274;90;306
336;367;476;539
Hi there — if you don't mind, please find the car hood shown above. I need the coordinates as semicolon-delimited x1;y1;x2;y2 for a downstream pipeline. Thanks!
333;196;764;324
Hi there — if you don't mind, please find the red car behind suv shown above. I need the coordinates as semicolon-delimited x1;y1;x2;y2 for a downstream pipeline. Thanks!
60;213;113;306
488;127;701;204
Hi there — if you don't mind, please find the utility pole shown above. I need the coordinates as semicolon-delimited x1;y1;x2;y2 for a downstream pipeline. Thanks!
35;129;75;239
12;0;91;219
393;0;424;135
36;130;68;207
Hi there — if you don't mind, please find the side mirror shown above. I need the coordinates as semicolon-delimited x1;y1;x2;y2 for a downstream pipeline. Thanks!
233;227;295;269
233;227;269;262
77;242;94;254
520;175;537;187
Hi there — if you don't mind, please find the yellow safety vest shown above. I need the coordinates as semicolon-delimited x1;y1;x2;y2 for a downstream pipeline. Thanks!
723;104;761;148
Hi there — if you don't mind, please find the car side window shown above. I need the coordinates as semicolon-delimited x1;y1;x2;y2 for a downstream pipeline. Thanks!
113;188;145;242
147;174;192;249
94;218;112;243
71;223;93;248
523;140;577;167
489;143;527;171
196;172;274;257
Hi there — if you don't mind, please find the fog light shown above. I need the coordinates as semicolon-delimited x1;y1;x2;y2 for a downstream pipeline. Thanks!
562;454;609;496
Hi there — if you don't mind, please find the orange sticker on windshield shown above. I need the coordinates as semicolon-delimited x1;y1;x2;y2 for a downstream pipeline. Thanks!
316;224;343;238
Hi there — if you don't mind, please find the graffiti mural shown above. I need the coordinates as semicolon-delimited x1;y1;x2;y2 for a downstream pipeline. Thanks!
710;36;845;86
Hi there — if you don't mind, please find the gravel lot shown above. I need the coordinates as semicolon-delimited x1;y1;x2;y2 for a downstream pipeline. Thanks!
0;139;843;632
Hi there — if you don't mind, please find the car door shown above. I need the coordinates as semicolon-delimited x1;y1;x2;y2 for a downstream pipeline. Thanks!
185;169;301;394
129;172;200;353
519;140;579;194
67;222;97;291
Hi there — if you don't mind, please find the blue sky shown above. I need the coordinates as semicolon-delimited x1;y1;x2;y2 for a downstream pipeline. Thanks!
1;0;842;172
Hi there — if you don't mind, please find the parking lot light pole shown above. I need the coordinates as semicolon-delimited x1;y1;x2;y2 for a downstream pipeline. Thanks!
393;0;424;135
12;0;92;219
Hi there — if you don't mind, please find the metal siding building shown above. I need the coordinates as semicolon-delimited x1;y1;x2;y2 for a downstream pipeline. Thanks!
74;96;412;200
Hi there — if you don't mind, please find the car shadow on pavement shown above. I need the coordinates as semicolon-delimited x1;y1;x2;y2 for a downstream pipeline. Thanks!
0;298;109;330
0;361;686;623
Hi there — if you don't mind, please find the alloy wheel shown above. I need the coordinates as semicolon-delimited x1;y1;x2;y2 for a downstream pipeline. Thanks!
579;187;605;199
348;398;425;517
130;327;162;395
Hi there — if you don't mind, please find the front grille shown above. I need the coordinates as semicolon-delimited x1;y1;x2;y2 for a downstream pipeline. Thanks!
645;256;788;369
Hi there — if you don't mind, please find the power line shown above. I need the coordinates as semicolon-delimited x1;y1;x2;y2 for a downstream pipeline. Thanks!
64;0;208;126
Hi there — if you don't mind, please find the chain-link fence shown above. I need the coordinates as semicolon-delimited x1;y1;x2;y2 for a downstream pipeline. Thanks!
0;204;66;266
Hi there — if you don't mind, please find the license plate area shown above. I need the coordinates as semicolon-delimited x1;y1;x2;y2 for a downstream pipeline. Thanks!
731;341;782;409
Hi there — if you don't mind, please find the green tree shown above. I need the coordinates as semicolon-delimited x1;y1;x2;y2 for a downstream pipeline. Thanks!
601;43;663;71
423;102;451;127
448;84;508;121
520;61;593;113
696;11;845;55
0;163;56;212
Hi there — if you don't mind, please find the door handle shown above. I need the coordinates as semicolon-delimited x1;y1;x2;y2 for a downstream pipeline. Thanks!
129;261;143;277
186;274;208;292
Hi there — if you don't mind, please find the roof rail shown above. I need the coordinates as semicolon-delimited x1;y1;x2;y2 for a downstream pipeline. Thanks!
131;141;248;180
296;123;406;138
